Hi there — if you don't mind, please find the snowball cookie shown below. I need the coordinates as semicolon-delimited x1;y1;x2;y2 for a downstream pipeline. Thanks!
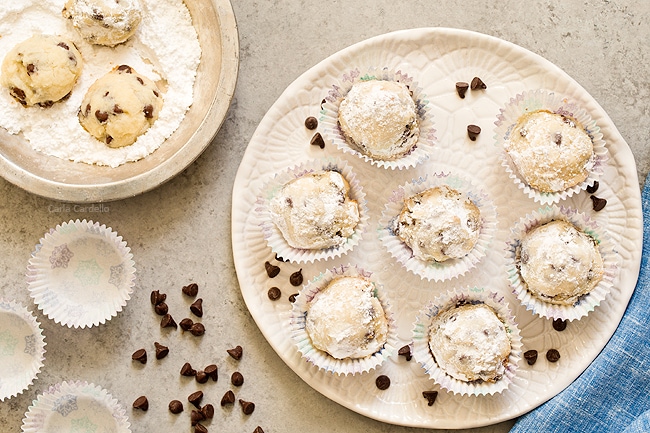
1;34;83;107
62;0;142;47
78;65;163;148
518;219;604;305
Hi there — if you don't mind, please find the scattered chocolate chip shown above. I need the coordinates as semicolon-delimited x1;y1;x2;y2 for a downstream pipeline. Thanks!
553;318;568;331
95;110;109;123
304;116;318;130
195;422;208;433
231;371;244;386
143;104;154;119
467;124;481;141
289;293;299;303
154;302;168;315
161;314;177;329
470;76;487;90
267;287;281;300
131;348;147;364
182;283;199;297
10;87;26;103
422;391;438;406
546;349;561;363
239;399;255;415
154;342;169;359
105;135;113;145
590;195;607;211
150;290;166;305
190;322;205;336
586;181;600;194
524;349;538;365
181;362;197;376
289;269;303;286
137;77;144;85
113;104;123;114
265;261;280;278
195;370;208;383
204;364;218;381
133;395;149;411
191;409;206;425
310;132;325;149
180;318;194;331
220;390;236;406
253;427;265;433
57;42;70;50
188;390;204;408
169;400;183;414
227;345;243;360
26;63;35;74
190;298;203;317
455;81;469;98
398;345;412;361
375;375;391;390
201;404;215;419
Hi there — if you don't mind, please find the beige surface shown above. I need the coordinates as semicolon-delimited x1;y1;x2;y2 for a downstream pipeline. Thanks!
0;1;648;432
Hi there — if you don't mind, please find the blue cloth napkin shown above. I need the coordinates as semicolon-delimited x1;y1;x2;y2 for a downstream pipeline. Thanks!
510;177;650;433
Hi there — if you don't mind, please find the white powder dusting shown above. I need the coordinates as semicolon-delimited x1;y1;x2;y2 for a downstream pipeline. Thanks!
0;0;201;167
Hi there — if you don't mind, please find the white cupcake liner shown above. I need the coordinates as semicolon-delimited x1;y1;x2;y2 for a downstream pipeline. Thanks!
494;89;608;204
27;219;136;328
505;205;619;321
289;264;398;376
320;67;436;170
378;172;497;282
412;287;522;396
0;299;46;401
21;380;131;433
256;157;369;264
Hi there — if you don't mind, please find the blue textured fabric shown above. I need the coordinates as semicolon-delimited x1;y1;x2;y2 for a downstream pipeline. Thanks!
510;177;650;433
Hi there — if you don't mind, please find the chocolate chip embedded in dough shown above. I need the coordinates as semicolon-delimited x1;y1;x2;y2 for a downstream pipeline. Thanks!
455;81;469;98
132;395;149;411
117;65;132;73
95;110;109;123
57;42;70;50
470;76;487;90
26;63;36;75
143;104;154;118
422;391;438;406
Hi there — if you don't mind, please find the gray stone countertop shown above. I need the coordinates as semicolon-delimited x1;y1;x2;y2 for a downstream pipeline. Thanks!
0;1;648;432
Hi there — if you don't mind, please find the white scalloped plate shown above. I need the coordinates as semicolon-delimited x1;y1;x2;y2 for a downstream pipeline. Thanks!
231;28;642;429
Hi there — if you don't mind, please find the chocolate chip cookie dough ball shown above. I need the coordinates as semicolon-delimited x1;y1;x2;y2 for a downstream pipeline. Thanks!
1;34;83;107
78;65;163;148
62;0;142;47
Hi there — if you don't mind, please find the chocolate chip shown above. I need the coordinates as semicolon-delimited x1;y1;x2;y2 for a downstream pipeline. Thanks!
106;135;113;145
398;345;412;361
190;298;203;317
310;132;325;149
586;181;600;194
95;110;109;123
10;87;26;103
267;287;281;300
304;116;318;130
546;349;561;363
289;269;303;286
26;63;35;74
137;77;144;85
154;342;169;359
143;104;154;119
180;318;194;331
220;390;236;406
231;371;244;386
227;345;243;360
289;293;298;303
201;403;215;419
467;124;481;141
181;362;197;376
113;104;124;114
182;283;199;297
422;391;438;406
204;364;218;381
254;427;265;433
590;195;607;212
117;65;132;73
169;400;183;414
524;349;538;365
150;290;166;305
265;261;280;278
375;375;390;390
92;12;104;20
195;423;208;433
131;348;147;364
57;42;69;50
190;322;205;336
455;82;469;98
188;390;204;408
191;409;206;425
133;395;149;411
161;314;177;329
154;302;168;315
239;399;255;415
470;76;487;90
195;370;208;383
553;318;568;331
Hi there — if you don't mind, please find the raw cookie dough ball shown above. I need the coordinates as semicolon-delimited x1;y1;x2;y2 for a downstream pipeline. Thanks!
78;65;163;148
1;34;83;107
62;0;142;46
